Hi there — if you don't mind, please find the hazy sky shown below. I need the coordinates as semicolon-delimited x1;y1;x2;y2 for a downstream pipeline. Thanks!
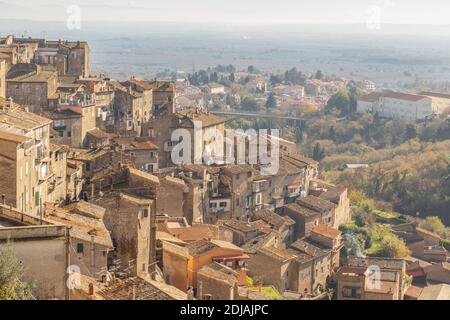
0;0;449;25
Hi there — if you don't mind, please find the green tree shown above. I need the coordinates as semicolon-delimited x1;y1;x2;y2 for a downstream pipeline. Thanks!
405;124;418;140
247;65;257;73
419;216;447;238
376;234;411;258
0;245;35;300
348;87;364;113
328;125;336;141
270;74;283;85
312;143;326;161
369;225;410;258
265;92;277;109
295;127;303;143
241;97;259;111
315;70;324;80
326;90;351;116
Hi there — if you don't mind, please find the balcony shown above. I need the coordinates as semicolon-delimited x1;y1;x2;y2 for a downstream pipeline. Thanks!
209;198;231;213
39;171;54;183
252;180;267;193
286;185;301;198
53;125;67;131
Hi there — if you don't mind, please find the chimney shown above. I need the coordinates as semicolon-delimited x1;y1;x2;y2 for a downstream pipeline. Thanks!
198;281;203;300
187;287;194;300
237;267;248;286
88;283;94;296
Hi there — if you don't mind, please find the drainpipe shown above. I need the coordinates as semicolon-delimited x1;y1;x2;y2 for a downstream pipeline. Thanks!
90;234;96;278
65;227;71;300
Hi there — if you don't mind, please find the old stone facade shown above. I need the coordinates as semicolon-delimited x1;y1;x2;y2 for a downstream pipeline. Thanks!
6;63;58;112
0;98;61;216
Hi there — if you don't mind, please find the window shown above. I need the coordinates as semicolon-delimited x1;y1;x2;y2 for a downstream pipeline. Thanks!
342;287;361;299
245;196;252;207
236;174;240;180
76;243;84;254
219;202;227;208
67;131;72;137
209;202;217;208
142;209;149;218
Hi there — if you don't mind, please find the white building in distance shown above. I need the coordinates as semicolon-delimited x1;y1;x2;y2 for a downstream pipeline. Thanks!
356;90;449;120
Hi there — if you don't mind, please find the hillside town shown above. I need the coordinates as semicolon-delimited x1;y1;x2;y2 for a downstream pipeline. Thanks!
0;35;449;302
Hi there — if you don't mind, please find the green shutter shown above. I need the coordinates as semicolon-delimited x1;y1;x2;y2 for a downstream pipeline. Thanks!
76;243;84;254
35;192;40;207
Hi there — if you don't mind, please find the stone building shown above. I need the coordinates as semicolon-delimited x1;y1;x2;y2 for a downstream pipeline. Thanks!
97;276;187;300
93;168;159;278
0;58;6;98
156;175;190;220
0;98;59;216
0;35;37;68
253;209;295;245
47;143;68;204
162;238;248;293
245;224;342;296
146;105;225;168
392;222;448;262
217;219;262;246
0;204;70;300
67;148;112;181
197;262;246;300
113;83;151;137
221;165;254;221
282;195;336;239
32;39;90;77
45;201;113;281
336;256;408;300
6;63;58;112
111;136;159;173
52;84;97;148
317;186;350;228
157;215;219;243
66;159;84;202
